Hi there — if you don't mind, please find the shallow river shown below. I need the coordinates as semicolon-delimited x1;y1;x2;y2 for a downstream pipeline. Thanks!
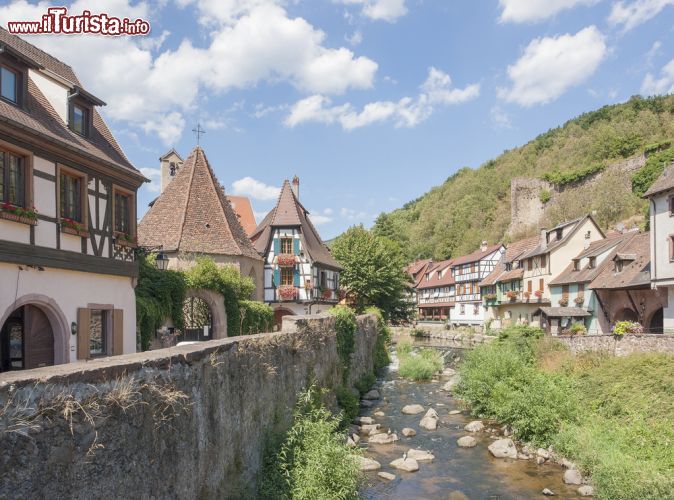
359;345;579;499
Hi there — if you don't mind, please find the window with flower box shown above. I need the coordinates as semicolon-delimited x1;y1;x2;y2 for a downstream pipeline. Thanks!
281;237;293;255
281;267;294;286
0;145;34;224
113;186;135;245
58;166;87;236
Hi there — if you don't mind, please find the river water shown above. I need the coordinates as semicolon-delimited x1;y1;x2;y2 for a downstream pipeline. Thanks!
358;343;579;499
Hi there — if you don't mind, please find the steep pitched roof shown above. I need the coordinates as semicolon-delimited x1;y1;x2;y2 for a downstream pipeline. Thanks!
227;195;257;237
643;162;674;198
480;235;539;286
589;232;650;290
451;243;503;266
250;180;341;270
0;29;141;179
519;215;604;260
138;147;262;260
416;259;455;290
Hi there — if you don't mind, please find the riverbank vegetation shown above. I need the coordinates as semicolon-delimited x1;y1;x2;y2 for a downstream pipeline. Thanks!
397;340;444;380
455;326;674;499
258;386;361;500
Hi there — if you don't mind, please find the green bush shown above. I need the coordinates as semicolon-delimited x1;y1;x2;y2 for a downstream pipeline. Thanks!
539;189;552;204
258;386;361;500
330;306;357;379
366;306;391;370
239;300;274;335
542;163;605;187
354;372;376;395
336;386;360;425
398;345;443;381
568;322;587;336
632;145;674;197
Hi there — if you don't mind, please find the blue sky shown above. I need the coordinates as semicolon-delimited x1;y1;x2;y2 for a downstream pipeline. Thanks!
2;0;674;239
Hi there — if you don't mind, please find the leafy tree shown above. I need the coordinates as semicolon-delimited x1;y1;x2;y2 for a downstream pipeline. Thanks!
331;225;413;323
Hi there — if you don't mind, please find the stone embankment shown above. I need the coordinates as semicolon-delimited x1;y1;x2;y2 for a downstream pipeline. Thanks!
555;333;674;356
0;313;378;499
391;326;495;347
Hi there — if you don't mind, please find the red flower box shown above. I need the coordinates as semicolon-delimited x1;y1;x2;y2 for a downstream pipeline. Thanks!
277;253;296;267
114;232;138;248
61;218;88;237
278;285;297;301
534;290;543;298
321;288;333;300
0;202;38;226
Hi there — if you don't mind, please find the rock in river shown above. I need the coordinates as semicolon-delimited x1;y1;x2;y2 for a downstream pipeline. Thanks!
448;410;462;415
563;469;583;485
464;420;484;432
401;427;416;437
369;432;399;445
542;488;555;496
359;423;381;435
354;416;374;425
419;409;439;430
457;436;477;448
358;457;381;471
442;375;461;392
390;457;419;472
406;448;435;461
488;439;518;459
578;485;594;497
377;472;396;481
374;411;385;417
363;389;380;400
401;404;425;415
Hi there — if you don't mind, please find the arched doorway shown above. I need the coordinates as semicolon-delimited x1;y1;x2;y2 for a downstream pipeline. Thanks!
274;308;294;331
1;305;54;371
181;296;213;342
614;308;638;323
648;308;663;334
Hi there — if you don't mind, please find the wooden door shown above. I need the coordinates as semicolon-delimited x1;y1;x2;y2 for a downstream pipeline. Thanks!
23;305;54;369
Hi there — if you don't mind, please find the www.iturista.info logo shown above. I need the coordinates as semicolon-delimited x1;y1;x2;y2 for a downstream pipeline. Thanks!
7;7;151;36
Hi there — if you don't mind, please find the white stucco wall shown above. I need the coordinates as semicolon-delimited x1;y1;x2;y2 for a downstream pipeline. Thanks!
650;193;674;285
30;70;69;123
0;262;137;363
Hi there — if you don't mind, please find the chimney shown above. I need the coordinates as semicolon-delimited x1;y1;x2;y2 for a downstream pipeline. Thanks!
540;228;548;250
584;230;591;249
481;240;488;252
291;175;300;199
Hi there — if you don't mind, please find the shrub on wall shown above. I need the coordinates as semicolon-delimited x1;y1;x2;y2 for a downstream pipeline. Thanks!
239;300;274;335
330;306;357;378
365;306;392;370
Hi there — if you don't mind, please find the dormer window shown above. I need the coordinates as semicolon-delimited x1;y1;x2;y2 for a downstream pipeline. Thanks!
70;103;89;136
0;66;18;104
588;257;596;269
573;259;580;271
615;260;624;273
556;228;563;240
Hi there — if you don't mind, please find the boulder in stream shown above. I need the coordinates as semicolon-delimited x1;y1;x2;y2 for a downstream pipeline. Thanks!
369;432;399;445
358;456;381;471
354;416;374;425
402;427;416;437
363;389;380;400
563;469;583;485
487;438;518;459
577;485;594;497
419;409;439;430
359;423;381;435
542;488;555;496
457;436;477;448
401;404;425;415
374;411;385;417
442;375;461;392
390;457;419;472
407;448;435;461
464;420;485;432
377;472;396;481
448;410;462;415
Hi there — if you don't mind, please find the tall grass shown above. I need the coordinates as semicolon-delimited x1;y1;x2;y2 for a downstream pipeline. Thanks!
455;327;674;499
397;340;443;380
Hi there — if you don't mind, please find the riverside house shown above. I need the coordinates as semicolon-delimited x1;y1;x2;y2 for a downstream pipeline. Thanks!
416;259;455;322
0;28;146;371
644;162;674;333
250;177;342;328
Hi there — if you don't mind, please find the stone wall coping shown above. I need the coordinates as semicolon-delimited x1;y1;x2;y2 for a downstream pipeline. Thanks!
556;333;674;339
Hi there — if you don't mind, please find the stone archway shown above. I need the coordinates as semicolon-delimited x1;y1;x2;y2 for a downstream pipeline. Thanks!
614;307;638;323
182;289;227;340
647;307;663;334
0;294;69;369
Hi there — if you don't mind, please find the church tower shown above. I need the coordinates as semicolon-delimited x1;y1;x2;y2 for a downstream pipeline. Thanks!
159;148;184;193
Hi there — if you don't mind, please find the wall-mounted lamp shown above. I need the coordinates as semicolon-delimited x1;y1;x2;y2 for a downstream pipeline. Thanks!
71;322;77;335
155;251;170;271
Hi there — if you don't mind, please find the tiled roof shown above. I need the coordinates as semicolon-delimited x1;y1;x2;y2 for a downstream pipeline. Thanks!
451;243;503;266
227;195;257;237
549;233;632;286
138;147;262;260
419;301;455;309
479;235;538;286
0;29;141;178
535;307;591;317
416;259;455;289
589;232;650;290
406;259;432;277
643;163;674;198
520;216;603;260
251;180;341;270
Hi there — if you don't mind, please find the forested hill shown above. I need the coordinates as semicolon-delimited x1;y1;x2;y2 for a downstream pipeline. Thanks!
372;95;674;261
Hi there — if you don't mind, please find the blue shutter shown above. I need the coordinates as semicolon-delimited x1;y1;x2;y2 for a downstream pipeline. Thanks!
274;268;280;287
273;238;280;255
294;266;300;286
293;238;300;255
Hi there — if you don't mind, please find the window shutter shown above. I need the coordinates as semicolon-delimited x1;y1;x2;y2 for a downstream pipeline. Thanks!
293;266;300;286
293;238;300;255
273;238;280;255
113;309;124;355
274;267;280;287
77;308;91;360
540;279;544;291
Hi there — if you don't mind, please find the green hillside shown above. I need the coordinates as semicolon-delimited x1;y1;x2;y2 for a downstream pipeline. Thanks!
372;95;674;260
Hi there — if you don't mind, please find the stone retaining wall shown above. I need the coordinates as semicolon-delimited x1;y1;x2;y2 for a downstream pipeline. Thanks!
555;333;674;356
0;313;378;499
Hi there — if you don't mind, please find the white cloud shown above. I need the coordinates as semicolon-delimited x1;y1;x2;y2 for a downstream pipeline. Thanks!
231;177;281;200
140;167;162;193
646;40;662;65
285;67;480;129
336;0;408;22
498;0;597;23
142;112;186;146
346;30;363;46
308;208;333;225
641;58;674;95
340;207;368;221
608;0;674;32
498;26;607;107
0;0;378;144
490;105;512;129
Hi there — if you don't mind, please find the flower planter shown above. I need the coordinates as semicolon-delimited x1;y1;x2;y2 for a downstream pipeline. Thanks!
277;254;296;267
321;289;333;300
114;233;138;248
278;285;297;301
0;210;37;226
61;225;89;238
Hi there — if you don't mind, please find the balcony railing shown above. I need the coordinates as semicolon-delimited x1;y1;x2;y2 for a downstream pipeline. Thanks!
419;296;454;304
455;293;481;302
454;272;480;282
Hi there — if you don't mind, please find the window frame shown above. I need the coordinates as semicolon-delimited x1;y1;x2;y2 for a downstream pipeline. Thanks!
280;237;294;255
68;98;92;137
57;164;88;225
0;65;20;105
280;267;294;286
669;235;674;262
0;141;32;209
112;185;135;237
89;308;109;358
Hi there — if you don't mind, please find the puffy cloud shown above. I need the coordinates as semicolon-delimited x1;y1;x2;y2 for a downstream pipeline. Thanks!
285;67;479;129
139;167;162;193
641;58;674;95
490;105;512;129
336;0;408;22
608;0;674;32
0;0;378;144
498;0;597;23
498;26;606;107
308;208;333;225
231;177;281;200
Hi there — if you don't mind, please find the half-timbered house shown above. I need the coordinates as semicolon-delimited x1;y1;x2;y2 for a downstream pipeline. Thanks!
415;259;455;322
0;28;146;371
250;177;341;327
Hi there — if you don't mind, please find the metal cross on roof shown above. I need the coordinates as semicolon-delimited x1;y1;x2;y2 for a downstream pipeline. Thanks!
192;123;206;145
